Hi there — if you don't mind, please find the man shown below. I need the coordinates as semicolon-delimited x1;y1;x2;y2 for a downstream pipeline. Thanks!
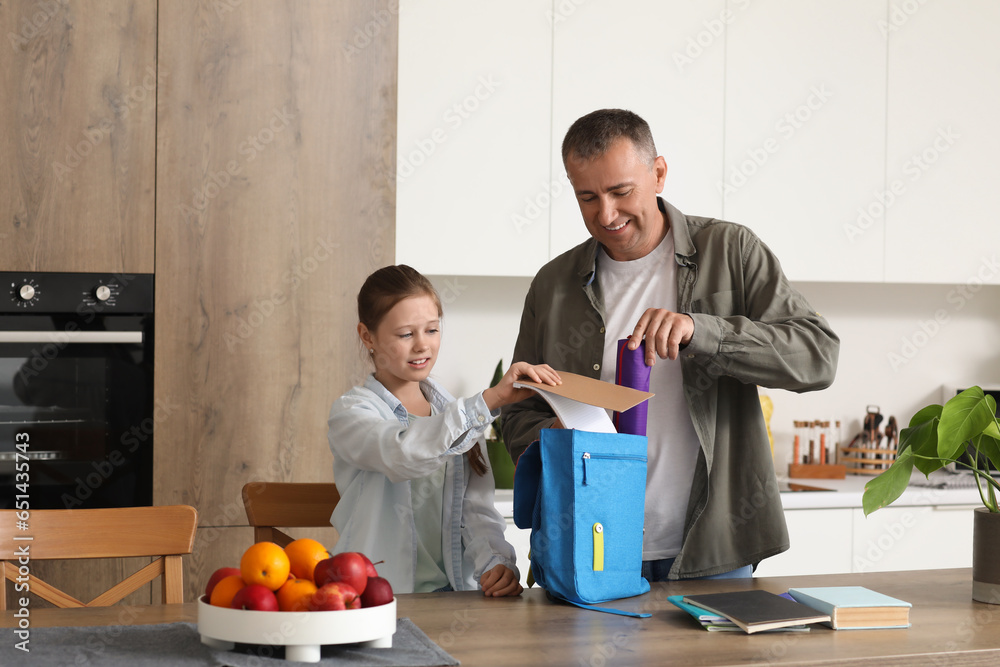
501;109;839;580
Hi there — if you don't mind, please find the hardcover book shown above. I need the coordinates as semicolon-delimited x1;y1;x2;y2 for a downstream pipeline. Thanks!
681;589;831;634
786;586;911;630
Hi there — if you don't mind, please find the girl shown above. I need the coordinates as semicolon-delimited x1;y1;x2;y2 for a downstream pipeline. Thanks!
327;265;560;596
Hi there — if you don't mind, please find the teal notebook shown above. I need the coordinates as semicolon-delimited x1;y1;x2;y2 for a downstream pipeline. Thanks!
787;586;911;630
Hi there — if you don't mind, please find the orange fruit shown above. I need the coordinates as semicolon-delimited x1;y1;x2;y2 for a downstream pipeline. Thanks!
240;541;291;591
209;575;246;608
284;538;331;582
276;577;318;611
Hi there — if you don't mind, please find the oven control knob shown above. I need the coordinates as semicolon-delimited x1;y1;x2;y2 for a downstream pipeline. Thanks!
17;284;35;301
94;285;112;302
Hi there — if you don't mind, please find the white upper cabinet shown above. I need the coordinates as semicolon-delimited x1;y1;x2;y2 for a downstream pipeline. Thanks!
396;0;552;276
549;0;727;259
397;1;1000;283
884;0;1000;284
723;0;888;282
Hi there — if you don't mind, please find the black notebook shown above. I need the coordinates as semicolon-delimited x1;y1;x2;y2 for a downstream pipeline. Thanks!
682;589;832;634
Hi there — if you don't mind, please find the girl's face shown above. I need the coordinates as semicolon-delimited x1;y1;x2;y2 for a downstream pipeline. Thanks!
360;294;441;393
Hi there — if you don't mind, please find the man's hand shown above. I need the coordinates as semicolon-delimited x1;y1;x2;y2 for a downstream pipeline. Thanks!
629;308;694;365
479;564;523;597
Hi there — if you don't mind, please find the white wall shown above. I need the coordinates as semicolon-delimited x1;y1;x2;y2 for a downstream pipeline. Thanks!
428;274;1000;474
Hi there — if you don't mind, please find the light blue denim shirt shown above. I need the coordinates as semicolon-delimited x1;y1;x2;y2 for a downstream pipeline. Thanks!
327;374;518;593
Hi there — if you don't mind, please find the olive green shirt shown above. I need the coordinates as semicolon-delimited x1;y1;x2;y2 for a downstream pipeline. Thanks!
502;198;840;578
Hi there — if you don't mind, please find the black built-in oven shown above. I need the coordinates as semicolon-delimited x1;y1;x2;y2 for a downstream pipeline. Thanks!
0;272;154;509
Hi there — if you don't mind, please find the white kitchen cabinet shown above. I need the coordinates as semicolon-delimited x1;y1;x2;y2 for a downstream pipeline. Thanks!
757;502;976;577
723;0;887;283
851;505;975;573
396;0;552;276
397;2;1000;283
549;0;727;259
883;1;1000;284
754;508;854;577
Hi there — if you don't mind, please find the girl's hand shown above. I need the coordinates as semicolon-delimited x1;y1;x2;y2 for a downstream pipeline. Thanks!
482;362;561;411
479;564;523;597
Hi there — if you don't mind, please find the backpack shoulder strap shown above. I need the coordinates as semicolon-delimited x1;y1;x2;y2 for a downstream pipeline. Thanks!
512;440;541;529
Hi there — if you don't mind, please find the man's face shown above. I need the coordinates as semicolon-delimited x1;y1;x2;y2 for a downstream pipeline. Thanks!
565;138;668;262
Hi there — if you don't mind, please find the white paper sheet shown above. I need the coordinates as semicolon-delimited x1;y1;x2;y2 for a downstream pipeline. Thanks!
513;382;617;433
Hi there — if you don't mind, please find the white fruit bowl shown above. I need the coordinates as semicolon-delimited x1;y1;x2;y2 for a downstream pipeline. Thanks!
197;595;396;663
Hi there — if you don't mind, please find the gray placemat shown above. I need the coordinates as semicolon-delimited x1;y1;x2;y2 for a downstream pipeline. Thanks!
1;617;459;666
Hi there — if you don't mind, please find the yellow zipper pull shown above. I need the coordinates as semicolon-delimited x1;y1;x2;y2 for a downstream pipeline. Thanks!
593;522;604;571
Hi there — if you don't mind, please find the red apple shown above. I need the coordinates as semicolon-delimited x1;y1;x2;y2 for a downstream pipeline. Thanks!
230;583;279;611
309;581;361;611
314;552;368;595
359;553;379;578
205;567;242;599
360;576;393;608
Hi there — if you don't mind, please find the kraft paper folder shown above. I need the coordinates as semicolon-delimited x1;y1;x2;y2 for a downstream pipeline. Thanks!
513;371;654;433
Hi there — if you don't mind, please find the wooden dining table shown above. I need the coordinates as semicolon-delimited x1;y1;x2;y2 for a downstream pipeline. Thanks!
4;568;1000;665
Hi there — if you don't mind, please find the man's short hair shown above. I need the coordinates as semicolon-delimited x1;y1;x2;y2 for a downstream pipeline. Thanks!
561;109;657;168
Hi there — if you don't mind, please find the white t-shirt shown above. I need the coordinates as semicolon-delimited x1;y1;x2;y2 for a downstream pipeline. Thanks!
597;233;702;560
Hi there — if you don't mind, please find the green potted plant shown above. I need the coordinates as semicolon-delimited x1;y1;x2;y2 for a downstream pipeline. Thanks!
863;386;1000;603
485;359;515;489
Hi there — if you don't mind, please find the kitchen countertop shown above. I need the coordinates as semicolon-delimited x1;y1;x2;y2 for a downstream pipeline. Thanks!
777;469;986;509
494;469;990;517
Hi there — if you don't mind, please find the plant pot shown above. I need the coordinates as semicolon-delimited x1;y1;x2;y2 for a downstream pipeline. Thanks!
486;439;514;489
972;507;1000;604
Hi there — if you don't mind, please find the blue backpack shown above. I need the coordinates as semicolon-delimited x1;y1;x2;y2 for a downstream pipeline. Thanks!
513;428;651;618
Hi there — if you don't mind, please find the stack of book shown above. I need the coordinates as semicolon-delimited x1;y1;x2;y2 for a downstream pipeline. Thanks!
671;590;830;634
671;586;911;634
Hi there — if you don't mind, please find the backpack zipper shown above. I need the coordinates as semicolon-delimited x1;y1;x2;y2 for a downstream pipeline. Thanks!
582;451;647;485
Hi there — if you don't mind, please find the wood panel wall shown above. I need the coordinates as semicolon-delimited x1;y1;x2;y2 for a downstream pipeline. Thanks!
0;0;157;608
154;1;396;599
0;0;155;273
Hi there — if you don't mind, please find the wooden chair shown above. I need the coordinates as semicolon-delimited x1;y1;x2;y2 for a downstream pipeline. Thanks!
241;482;340;547
0;505;198;610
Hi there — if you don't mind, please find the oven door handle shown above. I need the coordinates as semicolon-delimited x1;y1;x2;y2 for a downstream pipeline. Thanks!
0;331;143;344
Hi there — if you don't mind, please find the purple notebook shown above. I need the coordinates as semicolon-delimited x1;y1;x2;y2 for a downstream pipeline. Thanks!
613;337;650;435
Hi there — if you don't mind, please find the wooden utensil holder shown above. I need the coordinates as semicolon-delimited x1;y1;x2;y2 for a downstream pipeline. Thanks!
840;443;898;475
788;462;847;479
